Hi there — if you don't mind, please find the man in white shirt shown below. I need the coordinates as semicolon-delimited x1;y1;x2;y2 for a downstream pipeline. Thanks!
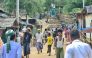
35;29;43;54
65;30;92;58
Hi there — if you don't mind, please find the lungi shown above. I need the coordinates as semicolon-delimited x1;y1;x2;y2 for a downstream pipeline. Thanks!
24;43;30;56
56;48;64;58
36;42;43;51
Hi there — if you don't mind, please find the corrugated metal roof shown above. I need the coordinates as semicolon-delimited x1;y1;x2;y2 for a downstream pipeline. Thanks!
0;18;16;27
85;5;92;14
20;16;31;19
81;27;92;33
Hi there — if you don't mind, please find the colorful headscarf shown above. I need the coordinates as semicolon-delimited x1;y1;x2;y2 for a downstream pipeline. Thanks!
5;29;15;53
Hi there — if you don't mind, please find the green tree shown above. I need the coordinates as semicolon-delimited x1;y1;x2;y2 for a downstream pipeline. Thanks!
3;0;45;17
62;0;90;14
4;0;16;14
44;0;52;11
86;0;92;5
3;0;92;16
62;4;76;14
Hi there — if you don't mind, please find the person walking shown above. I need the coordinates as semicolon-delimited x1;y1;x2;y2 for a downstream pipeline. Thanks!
55;29;64;58
2;29;22;58
65;30;92;58
47;33;53;56
63;27;71;53
35;29;43;54
53;28;58;48
43;29;48;44
23;28;32;58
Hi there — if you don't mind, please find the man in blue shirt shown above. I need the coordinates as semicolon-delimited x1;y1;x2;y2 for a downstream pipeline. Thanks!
2;30;22;58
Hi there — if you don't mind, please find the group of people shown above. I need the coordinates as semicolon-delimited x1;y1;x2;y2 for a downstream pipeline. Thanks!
0;27;32;58
0;25;92;58
41;26;92;58
0;29;22;58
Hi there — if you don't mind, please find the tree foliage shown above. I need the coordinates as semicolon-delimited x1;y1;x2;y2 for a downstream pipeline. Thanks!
4;0;16;13
44;0;52;11
62;4;76;14
62;0;91;14
1;0;92;16
3;0;46;17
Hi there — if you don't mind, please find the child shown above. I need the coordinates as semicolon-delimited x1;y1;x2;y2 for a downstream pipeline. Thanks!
47;33;53;56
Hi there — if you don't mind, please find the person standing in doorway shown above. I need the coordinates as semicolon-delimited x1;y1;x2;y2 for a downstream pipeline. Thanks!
65;30;92;58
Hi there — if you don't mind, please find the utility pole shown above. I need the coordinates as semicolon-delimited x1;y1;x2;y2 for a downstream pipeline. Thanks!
83;0;85;8
16;0;19;32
